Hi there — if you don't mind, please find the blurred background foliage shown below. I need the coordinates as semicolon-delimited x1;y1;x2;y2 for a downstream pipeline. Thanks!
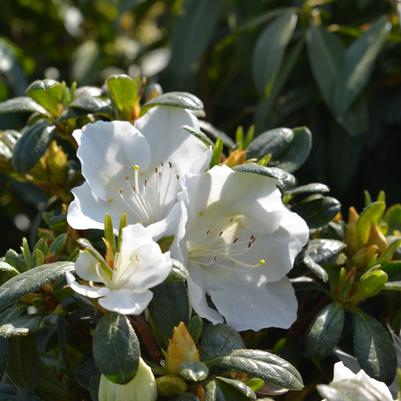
1;0;401;254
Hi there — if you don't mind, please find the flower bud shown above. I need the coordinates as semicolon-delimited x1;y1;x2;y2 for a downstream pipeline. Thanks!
351;245;378;268
346;207;360;255
367;224;388;254
156;375;187;397
98;358;157;401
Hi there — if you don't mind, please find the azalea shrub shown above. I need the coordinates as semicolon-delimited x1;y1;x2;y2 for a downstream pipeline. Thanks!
0;74;400;401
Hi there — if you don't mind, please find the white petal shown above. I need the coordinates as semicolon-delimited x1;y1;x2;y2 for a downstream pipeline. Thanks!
98;289;153;315
332;361;357;382
208;276;298;331
75;251;101;282
67;182;126;230
135;106;211;175
146;202;181;240
66;272;109;298
354;370;394;400
187;277;224;325
115;224;171;291
74;120;151;201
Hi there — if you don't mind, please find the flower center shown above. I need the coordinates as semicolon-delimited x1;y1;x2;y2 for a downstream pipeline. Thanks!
187;214;265;272
118;161;180;225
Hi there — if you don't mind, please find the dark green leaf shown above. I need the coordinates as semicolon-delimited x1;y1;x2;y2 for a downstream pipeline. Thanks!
169;0;221;76
287;183;330;198
306;239;346;265
6;336;41;390
0;337;8;376
200;323;244;360
93;313;140;385
179;361;209;382
247;128;293;160
0;262;73;310
252;13;297;97
0;97;48;116
69;95;111;114
0;383;17;401
233;163;296;192
206;350;303;391
142;92;204;114
302;255;328;282
352;310;396;384
291;196;341;229
187;315;203;344
306;303;344;359
0;315;42;339
25;79;65;116
12;121;55;173
216;377;256;400
333;17;390;117
106;74;141;120
182;125;213;147
171;393;200;401
147;275;190;348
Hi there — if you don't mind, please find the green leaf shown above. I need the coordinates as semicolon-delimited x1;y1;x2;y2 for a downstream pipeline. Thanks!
25;79;65;116
0;383;18;401
0;337;8;376
333;17;391;117
351;270;388;304
233;163;295;192
0;315;42;339
142;92;204;114
6;335;41;390
179;361;209;382
106;74;141;120
182;125;213;147
356;201;385;245
210;138;223;167
252;13;297;98
385;204;401;234
0;261;19;277
307;25;345;109
291;196;341;229
68;95;111;116
200;323;244;361
147;275;190;348
216;377;256;400
306;303;345;359
352;310;397;384
12;121;56;173
171;393;200;401
187;315;203;344
0;262;73;311
287;183;330;198
169;0;221;76
306;239;346;266
93;313;140;385
302;255;328;282
206;349;303;391
0;97;48;116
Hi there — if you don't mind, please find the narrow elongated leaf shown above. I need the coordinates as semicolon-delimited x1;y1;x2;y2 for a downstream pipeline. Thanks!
206;349;303;391
12;121;56;173
0;97;47;116
356;201;385;245
6;336;41;390
93;313;140;385
287;183;330;197
0;262;73;310
306;303;344;359
352;310;396;384
253;13;297;98
169;0;221;76
200;323;244;360
233;163;295;191
307;25;345;108
333;17;390;117
142;92;204;114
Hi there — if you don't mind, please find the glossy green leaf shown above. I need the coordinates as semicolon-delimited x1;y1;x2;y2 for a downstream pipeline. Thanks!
207;349;303;391
179;361;209;382
252;12;297;98
106;74;141;120
12;121;56;173
233;163;296;192
333;17;390;117
216;377;256;400
25;79;65;116
306;303;344;359
302;255;328;282
247;128;293;160
6;335;41;390
291;196;341;229
287;183;330;198
142;92;204;114
306;239;346;266
0;262;73;310
200;323;244;361
356;201;385;245
0;97;48;116
147;274;190;348
352;310;396;384
93;313;140;385
169;0;221;76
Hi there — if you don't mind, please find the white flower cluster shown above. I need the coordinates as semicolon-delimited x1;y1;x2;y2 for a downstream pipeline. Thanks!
66;105;309;331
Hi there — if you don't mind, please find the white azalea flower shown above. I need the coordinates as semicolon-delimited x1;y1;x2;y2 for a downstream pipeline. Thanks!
171;165;309;331
321;361;394;401
67;106;211;239
98;358;157;401
66;224;171;314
